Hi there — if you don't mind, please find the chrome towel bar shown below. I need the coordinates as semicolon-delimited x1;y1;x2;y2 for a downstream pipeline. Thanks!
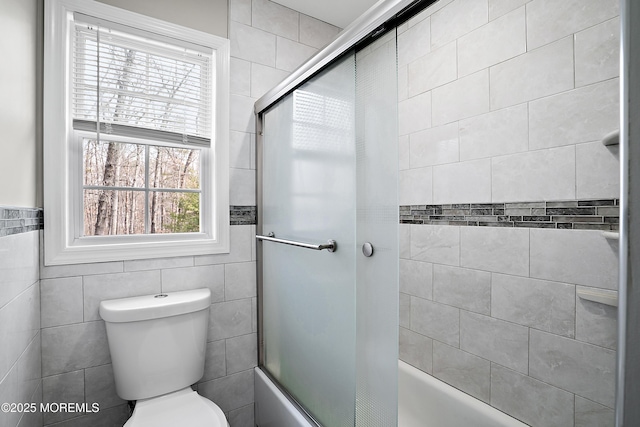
256;232;337;253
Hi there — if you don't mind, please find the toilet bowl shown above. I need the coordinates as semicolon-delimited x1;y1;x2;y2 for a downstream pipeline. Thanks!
99;288;230;426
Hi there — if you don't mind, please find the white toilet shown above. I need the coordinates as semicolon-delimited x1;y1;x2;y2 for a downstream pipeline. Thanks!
99;288;229;427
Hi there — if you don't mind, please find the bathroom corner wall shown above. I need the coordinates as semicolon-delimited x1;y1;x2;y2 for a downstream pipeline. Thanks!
0;209;43;427
397;1;619;426
38;2;340;427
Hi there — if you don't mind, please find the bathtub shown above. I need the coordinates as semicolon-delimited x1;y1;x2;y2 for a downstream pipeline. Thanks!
255;361;527;427
398;360;526;427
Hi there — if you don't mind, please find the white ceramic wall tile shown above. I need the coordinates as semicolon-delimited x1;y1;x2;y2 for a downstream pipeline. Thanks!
40;259;123;280
490;36;574;110
490;364;575;427
275;37;317;72
491;146;576;202
575;395;615;427
250;133;256;171
230;57;251;97
3;332;40;427
409;122;459;168
161;265;225;301
398;91;432;136
432;69;490;126
400;259;433;300
230;131;252;170
298;14;341;50
410;224;460;266
40;277;83;328
526;0;619;50
199;369;254;414
41;321;111;377
398;17;431;67
433;265;491;315
228;404;255;427
399;327;433;374
430;0;488;49
83;270;161;321
460;311;529;374
250;63;289;99
195;225;254;266
408;0;454;25
42;370;84;424
399;134;410;170
407;41;457;98
530;229;619;290
529;79;619;150
575;18;620;87
399;293;411;328
398;65;408;102
208;299;253;341
457;7;526;77
491;274;575;337
0;283;39;382
460;226;529;276
123;256;193;272
529;329;616;407
230;94;257;134
84;364;125;410
459;103;528;161
230;168;256;206
488;0;529;21
202;340;226;382
0;230;38;309
433;158;491;204
576;141;620;200
230;0;251;25
433;341;490;402
400;224;411;260
251;0;298;41
230;22;276;67
576;286;617;350
399;167;432;205
225;262;257;300
226;333;258;375
411;297;460;347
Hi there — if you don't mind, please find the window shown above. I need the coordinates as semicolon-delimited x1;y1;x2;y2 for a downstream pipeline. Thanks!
44;0;230;265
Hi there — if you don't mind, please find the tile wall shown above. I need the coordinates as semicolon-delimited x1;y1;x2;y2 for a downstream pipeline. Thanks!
0;208;43;427
37;2;339;427
397;1;620;426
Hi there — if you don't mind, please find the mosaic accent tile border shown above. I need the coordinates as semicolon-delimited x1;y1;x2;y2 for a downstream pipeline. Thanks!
230;206;257;225
0;207;43;237
400;199;620;231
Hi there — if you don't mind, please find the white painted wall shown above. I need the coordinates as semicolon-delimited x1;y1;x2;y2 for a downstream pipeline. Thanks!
97;0;228;38
0;0;40;208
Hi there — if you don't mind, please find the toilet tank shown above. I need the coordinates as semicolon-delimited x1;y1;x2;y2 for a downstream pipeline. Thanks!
99;288;211;401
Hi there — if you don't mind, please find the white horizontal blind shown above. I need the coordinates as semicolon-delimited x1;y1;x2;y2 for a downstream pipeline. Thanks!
72;14;214;146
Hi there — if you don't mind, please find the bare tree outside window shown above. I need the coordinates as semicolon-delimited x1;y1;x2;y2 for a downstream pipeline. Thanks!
76;25;207;236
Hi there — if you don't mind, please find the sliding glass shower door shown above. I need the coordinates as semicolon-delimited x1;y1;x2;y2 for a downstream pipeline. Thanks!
259;33;398;427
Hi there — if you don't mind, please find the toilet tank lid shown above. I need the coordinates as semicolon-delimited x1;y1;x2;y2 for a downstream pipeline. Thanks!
99;288;211;323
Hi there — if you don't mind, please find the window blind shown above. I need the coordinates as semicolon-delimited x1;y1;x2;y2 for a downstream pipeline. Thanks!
72;13;214;147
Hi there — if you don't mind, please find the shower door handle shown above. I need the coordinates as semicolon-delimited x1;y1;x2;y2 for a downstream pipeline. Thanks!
256;232;337;253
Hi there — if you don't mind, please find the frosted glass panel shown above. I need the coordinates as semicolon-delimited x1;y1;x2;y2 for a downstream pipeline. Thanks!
355;32;399;426
262;54;357;427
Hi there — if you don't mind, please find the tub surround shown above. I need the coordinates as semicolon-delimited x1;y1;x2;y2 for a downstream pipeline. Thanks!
398;1;619;426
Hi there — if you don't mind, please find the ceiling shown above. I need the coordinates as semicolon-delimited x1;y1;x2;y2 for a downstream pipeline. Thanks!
272;0;380;29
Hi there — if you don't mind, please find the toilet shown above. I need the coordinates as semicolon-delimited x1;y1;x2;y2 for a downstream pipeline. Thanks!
99;288;229;427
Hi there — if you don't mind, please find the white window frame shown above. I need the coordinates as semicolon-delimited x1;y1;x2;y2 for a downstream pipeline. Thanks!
44;0;230;265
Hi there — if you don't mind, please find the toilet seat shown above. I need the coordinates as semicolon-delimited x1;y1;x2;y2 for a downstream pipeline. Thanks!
124;387;229;427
